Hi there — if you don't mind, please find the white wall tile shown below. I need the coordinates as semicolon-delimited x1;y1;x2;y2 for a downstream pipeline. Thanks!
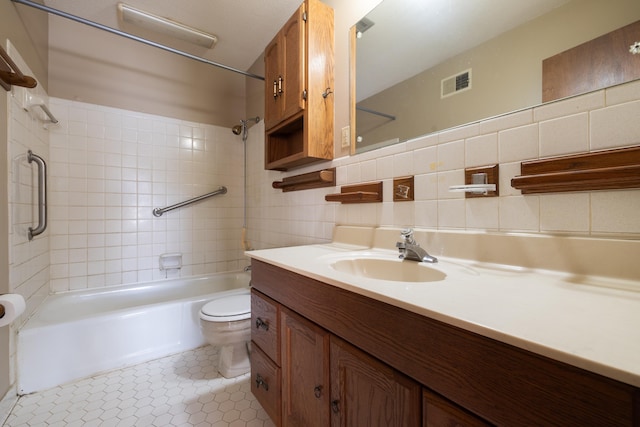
590;100;640;151
539;113;589;157
591;190;640;234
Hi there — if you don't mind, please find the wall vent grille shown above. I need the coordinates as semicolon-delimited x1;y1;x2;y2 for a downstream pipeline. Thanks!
441;69;472;98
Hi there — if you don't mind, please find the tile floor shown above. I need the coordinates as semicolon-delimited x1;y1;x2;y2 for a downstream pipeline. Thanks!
3;346;276;427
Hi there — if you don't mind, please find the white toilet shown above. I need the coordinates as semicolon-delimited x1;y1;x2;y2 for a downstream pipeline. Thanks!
199;289;252;378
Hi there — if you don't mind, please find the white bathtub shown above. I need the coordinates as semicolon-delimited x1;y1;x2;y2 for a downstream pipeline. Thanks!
17;272;251;394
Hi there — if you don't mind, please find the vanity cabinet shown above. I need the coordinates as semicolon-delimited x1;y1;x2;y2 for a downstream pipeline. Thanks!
263;0;334;171
251;259;640;426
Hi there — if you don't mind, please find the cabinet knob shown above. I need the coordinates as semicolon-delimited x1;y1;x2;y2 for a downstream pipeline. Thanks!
255;317;269;331
314;385;322;399
255;374;269;391
331;399;340;413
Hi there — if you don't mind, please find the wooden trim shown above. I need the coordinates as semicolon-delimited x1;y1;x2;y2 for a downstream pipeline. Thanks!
272;168;335;192
325;181;382;203
393;176;414;201
464;165;499;198
511;146;640;194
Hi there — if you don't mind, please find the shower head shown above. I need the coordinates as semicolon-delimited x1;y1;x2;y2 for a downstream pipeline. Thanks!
231;116;261;136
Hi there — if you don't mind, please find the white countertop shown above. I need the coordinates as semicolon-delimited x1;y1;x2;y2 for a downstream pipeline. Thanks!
247;242;640;388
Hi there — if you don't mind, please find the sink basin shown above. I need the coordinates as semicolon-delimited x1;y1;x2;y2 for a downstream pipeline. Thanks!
331;258;446;282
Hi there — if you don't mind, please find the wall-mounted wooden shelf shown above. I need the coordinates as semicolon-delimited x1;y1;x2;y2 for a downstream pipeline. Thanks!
0;46;37;91
325;181;383;204
272;168;336;192
511;146;640;194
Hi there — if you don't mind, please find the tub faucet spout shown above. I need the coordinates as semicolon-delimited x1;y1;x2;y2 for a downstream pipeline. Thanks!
396;228;438;263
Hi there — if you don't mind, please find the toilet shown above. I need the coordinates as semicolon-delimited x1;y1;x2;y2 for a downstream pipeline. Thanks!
199;289;251;378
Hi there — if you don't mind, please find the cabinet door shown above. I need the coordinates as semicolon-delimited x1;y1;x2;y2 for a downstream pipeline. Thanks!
330;336;421;427
264;35;281;130
423;389;491;427
264;2;305;131
281;308;330;427
279;4;305;122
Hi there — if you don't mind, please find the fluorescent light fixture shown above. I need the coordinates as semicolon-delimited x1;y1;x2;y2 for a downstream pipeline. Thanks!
117;3;217;49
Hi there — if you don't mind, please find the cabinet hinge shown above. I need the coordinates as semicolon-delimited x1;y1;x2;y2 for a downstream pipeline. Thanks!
302;90;307;100
303;12;307;22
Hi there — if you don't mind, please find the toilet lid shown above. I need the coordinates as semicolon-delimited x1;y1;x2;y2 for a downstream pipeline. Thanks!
201;293;251;321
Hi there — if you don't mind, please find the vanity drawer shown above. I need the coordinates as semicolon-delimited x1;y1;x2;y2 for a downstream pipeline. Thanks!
251;289;280;363
251;344;281;426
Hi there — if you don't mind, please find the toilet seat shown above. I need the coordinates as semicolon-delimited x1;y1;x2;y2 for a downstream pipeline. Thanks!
200;293;251;322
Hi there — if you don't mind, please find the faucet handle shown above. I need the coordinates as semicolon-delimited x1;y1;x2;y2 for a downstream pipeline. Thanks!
400;228;417;245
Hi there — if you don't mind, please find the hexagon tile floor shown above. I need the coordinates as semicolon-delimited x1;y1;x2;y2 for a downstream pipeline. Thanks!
2;346;276;427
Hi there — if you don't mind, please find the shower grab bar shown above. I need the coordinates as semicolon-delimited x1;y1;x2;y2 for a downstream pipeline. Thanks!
27;150;47;240
11;0;264;81
153;186;227;217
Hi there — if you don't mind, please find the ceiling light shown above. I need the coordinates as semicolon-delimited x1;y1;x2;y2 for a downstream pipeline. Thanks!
117;3;217;49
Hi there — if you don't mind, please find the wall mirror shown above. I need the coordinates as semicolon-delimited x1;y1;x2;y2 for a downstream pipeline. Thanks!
351;0;640;154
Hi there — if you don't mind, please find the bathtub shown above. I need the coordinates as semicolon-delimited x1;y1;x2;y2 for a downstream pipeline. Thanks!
17;271;251;394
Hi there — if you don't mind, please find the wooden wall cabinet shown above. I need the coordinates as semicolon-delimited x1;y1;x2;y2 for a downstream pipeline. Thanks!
251;259;640;426
264;0;334;171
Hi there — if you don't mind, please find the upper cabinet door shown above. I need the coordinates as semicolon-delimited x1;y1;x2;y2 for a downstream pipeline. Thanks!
264;4;305;130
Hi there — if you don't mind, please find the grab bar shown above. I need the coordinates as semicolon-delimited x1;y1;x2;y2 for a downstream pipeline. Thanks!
153;186;227;217
27;150;47;240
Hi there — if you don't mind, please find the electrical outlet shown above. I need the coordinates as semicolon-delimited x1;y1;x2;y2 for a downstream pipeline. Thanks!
341;126;350;148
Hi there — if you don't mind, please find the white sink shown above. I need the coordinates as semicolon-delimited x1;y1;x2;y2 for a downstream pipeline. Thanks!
321;251;478;283
331;258;446;282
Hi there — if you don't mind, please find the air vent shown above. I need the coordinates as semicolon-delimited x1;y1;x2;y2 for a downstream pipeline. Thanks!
441;69;472;98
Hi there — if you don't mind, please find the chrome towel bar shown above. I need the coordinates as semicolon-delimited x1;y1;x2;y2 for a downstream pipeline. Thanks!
27;150;47;240
153;186;227;217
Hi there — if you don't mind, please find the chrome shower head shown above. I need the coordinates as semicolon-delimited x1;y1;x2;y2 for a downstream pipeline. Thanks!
231;117;261;136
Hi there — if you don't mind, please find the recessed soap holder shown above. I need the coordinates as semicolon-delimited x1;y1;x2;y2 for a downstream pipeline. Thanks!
449;165;499;197
159;253;182;274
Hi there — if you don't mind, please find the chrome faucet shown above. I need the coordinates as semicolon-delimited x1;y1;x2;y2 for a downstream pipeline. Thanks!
396;228;438;263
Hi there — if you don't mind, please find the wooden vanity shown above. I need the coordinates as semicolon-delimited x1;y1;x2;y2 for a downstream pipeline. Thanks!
250;259;639;426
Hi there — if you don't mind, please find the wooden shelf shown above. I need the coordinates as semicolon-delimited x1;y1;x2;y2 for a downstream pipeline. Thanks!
272;168;335;192
325;182;382;203
511;146;640;194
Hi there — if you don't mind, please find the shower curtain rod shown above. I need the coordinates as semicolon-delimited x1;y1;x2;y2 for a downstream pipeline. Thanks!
11;0;265;81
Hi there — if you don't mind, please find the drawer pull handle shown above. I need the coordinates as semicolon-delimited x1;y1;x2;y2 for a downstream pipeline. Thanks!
255;374;269;391
314;385;322;399
331;399;340;413
273;80;278;99
255;317;269;331
277;75;283;94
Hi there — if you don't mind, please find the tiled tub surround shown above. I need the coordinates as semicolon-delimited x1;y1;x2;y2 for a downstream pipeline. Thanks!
248;225;640;388
245;79;640;250
47;98;247;293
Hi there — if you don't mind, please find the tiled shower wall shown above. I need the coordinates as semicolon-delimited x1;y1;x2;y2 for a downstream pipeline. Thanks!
6;41;50;384
47;98;246;293
246;79;640;250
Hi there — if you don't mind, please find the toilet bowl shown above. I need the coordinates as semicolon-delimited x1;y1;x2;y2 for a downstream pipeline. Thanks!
199;289;251;378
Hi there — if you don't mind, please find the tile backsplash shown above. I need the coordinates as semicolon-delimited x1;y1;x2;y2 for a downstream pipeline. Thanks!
246;79;640;251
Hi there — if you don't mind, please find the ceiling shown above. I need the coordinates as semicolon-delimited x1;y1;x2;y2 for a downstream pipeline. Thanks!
43;0;303;75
